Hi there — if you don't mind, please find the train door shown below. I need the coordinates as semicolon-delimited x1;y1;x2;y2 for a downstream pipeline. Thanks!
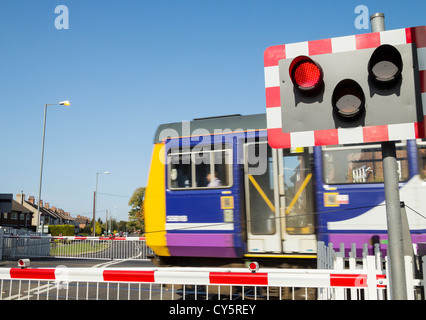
244;140;282;253
278;148;317;254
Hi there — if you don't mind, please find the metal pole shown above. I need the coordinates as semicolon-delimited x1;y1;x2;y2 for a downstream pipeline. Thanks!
92;172;109;236
92;173;99;236
36;104;48;233
370;12;385;33
370;12;407;299
92;190;96;236
382;141;407;299
36;101;69;233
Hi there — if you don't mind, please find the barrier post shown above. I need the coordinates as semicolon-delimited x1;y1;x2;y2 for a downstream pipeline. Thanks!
0;228;3;260
405;256;415;300
366;255;377;300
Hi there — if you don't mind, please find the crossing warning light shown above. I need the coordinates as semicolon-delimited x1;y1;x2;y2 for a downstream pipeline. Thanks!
368;44;403;84
18;259;30;268
289;56;323;92
332;79;365;119
264;26;426;149
248;261;259;273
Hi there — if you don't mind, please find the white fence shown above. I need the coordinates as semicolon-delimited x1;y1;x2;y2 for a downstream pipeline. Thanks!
0;228;152;260
317;241;425;300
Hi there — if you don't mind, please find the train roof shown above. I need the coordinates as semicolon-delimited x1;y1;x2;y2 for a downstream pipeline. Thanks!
153;113;267;144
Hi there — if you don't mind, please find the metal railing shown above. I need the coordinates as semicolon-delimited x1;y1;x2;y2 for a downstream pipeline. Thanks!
0;228;50;259
0;228;152;260
50;236;153;260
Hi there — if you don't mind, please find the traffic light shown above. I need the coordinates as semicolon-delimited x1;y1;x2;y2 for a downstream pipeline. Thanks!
264;26;426;149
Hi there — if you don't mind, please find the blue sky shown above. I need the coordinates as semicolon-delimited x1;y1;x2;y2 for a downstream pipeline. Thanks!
0;0;425;222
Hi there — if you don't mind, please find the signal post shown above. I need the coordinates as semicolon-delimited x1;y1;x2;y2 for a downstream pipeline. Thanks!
373;14;407;300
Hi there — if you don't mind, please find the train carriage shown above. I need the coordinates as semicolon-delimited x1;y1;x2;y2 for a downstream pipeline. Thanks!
145;113;426;266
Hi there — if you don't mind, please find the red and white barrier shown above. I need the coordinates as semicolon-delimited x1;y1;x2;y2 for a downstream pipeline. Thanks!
5;235;145;241
0;266;386;289
53;236;146;241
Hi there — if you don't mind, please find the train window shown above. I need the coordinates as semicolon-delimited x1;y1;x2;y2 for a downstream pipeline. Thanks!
246;142;276;235
213;150;231;187
283;148;315;235
169;153;193;188
168;144;232;190
322;143;409;184
418;139;426;179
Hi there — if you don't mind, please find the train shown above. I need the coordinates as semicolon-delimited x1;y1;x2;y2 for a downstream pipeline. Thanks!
144;113;426;267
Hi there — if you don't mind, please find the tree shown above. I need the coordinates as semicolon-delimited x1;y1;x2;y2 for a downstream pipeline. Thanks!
128;187;145;233
91;221;103;236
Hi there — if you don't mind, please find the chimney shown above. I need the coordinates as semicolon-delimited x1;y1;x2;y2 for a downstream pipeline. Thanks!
16;193;25;204
38;200;43;207
44;203;50;209
28;196;35;204
51;206;57;212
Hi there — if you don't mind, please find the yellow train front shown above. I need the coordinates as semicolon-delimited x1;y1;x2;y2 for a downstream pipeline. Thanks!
144;113;318;266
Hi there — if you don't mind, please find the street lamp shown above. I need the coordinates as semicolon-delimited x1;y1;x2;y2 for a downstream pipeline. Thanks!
92;171;110;236
36;100;71;233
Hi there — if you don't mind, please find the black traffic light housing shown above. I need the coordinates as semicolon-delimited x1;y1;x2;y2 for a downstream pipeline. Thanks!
279;43;422;133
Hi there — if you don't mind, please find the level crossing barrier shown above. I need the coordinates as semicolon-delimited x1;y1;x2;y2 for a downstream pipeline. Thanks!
0;256;392;301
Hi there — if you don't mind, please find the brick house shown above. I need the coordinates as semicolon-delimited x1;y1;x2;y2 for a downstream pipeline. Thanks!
15;194;78;233
0;197;33;229
76;215;91;230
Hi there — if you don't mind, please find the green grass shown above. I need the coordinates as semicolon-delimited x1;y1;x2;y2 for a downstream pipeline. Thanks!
50;241;110;256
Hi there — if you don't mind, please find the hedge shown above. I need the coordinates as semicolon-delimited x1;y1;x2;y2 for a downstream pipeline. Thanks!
48;225;75;236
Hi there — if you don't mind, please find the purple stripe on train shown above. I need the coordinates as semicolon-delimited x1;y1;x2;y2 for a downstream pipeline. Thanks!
166;233;238;258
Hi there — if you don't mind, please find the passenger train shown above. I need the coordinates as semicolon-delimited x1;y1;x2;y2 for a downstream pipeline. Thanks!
144;113;426;266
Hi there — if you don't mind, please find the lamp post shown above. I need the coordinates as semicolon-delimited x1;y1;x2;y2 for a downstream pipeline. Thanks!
36;100;71;233
92;171;110;236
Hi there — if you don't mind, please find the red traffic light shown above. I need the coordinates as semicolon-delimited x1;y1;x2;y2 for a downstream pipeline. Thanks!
289;56;323;92
368;44;403;84
332;79;365;118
